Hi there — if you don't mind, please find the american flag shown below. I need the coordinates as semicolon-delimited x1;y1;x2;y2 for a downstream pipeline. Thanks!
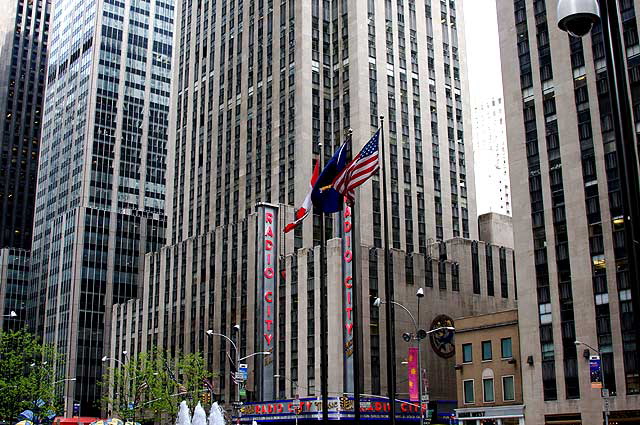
332;129;380;203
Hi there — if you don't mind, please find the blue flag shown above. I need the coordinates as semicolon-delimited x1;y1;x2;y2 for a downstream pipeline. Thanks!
311;140;351;214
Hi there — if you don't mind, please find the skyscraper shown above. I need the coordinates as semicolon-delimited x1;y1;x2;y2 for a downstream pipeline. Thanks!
498;0;640;423
29;0;174;415
164;0;478;398
108;0;521;417
0;0;50;249
472;96;511;215
0;248;29;330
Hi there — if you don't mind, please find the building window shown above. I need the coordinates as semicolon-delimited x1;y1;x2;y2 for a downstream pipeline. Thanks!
463;379;474;404
471;241;480;294
482;340;492;361
501;337;513;359
503;375;515;401
483;378;495;403
462;343;473;363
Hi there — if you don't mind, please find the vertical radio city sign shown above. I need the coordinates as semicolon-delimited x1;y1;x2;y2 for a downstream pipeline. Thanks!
257;203;279;401
342;204;354;393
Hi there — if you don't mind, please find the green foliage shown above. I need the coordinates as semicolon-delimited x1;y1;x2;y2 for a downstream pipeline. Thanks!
0;329;63;422
99;348;215;422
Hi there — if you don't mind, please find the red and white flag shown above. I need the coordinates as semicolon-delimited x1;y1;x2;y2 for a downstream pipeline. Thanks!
284;160;320;233
332;129;380;203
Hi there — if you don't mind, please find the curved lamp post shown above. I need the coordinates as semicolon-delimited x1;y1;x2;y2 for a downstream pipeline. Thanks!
206;327;271;424
373;294;454;425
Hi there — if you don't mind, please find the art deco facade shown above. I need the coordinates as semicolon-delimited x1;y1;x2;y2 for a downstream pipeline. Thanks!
110;236;518;416
106;0;524;418
0;0;50;249
29;0;174;415
498;0;640;423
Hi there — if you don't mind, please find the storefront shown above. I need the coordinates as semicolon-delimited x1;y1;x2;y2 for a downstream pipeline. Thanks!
237;396;457;424
455;405;525;425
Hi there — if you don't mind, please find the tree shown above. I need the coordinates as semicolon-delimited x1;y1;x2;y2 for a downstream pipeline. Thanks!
100;348;216;422
0;330;64;422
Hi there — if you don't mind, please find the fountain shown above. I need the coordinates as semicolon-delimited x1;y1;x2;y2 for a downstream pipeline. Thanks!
192;403;207;425
176;401;191;425
208;402;226;425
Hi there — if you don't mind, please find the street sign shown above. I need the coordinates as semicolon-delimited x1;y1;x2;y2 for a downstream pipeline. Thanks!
128;402;135;410
602;388;609;398
238;363;248;381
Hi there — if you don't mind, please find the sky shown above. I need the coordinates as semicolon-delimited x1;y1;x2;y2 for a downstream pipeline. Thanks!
463;0;504;104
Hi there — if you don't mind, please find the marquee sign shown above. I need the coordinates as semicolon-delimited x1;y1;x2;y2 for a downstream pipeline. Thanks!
341;204;355;392
237;396;426;423
257;203;279;400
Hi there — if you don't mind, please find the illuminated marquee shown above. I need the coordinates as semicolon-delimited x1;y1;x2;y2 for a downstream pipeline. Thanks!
237;396;427;423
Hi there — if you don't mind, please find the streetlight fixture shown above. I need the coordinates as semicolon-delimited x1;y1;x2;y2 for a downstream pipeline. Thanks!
575;340;610;425
372;292;454;425
101;356;125;368
102;356;128;419
3;310;17;318
206;328;271;424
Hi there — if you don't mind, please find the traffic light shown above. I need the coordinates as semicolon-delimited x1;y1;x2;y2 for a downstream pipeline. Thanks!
201;391;211;404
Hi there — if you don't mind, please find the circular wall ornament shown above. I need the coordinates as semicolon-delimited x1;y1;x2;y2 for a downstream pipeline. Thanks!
429;315;455;358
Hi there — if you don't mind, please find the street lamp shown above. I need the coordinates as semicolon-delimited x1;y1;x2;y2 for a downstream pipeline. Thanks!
3;310;17;318
102;356;125;368
102;356;130;419
575;340;610;425
206;328;271;424
373;292;454;425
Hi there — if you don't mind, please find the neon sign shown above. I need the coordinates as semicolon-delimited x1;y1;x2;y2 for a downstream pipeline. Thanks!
257;203;278;400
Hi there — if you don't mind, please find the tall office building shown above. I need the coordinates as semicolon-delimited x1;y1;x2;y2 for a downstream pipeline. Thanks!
0;0;50;249
498;0;640;423
108;0;520;419
0;248;29;330
472;96;511;216
29;0;174;415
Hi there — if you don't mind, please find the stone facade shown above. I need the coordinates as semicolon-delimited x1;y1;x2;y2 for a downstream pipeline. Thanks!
497;0;640;423
110;231;517;409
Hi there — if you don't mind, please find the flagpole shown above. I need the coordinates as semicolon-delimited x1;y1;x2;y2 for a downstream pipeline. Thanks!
379;116;397;425
318;142;329;422
346;128;362;421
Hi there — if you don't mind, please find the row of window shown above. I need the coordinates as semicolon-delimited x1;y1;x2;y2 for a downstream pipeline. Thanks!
463;375;515;404
462;337;513;363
